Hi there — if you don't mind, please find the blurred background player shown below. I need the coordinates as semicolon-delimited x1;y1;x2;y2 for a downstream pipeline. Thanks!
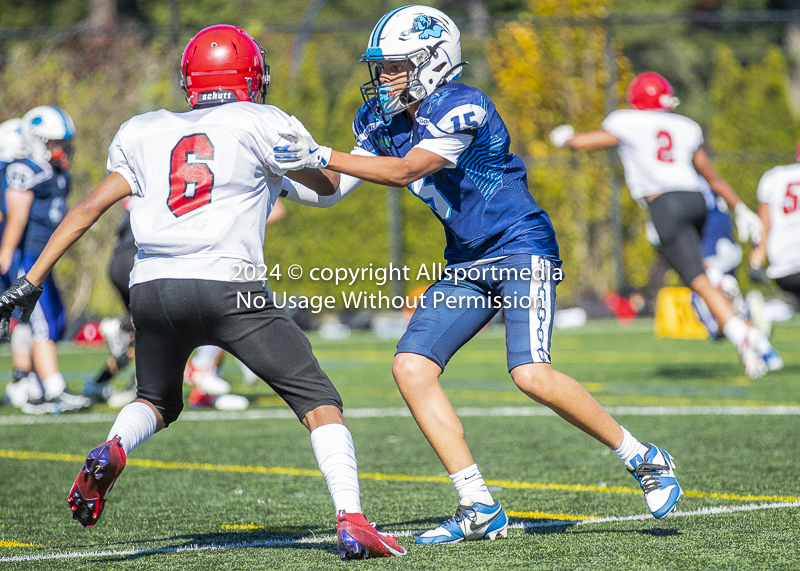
0;26;404;560
0;106;90;413
749;141;800;306
550;72;782;379
686;177;771;339
276;5;685;545
0;117;36;408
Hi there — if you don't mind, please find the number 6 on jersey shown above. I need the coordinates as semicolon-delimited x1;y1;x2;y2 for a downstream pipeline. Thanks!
168;134;215;217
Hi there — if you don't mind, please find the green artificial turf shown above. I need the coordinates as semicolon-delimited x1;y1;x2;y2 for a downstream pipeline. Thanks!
0;317;798;570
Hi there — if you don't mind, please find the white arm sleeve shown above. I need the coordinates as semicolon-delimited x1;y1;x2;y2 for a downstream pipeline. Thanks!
413;133;473;167
279;147;373;208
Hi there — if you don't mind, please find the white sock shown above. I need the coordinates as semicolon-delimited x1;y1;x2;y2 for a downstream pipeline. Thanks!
107;402;158;456
192;345;222;370
27;373;44;400
723;316;748;350
611;427;648;466
450;464;494;505
43;373;66;400
310;423;361;514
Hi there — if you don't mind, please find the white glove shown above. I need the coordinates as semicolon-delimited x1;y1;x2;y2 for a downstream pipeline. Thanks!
734;202;762;245
549;124;575;148
273;116;332;170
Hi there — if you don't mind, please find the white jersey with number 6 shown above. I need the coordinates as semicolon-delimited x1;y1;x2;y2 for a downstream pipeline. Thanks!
601;109;704;201
756;163;800;278
107;102;296;286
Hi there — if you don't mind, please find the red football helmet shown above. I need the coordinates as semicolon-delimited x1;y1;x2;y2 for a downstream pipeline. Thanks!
181;25;270;109
626;72;679;111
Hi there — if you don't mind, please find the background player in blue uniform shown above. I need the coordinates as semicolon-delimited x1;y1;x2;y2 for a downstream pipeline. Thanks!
0;118;38;409
0;106;89;412
275;5;684;545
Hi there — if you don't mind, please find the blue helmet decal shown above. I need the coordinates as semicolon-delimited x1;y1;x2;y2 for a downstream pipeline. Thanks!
31;117;43;125
401;15;447;40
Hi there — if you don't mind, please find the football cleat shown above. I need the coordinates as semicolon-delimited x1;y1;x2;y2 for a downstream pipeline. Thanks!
68;435;127;527
415;499;508;545
738;329;768;380
336;511;407;559
625;443;683;519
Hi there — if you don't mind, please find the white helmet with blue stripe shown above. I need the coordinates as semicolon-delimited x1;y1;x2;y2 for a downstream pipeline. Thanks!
0;118;27;163
360;5;465;123
22;105;75;164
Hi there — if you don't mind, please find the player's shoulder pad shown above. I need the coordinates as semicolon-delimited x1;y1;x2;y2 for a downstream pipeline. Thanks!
3;158;46;190
419;83;488;137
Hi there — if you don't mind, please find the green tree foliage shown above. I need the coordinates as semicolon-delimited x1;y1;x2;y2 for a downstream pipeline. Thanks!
0;36;174;318
488;0;654;302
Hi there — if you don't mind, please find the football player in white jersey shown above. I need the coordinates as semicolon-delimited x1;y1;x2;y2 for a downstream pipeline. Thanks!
550;72;782;379
750;141;800;305
0;25;405;560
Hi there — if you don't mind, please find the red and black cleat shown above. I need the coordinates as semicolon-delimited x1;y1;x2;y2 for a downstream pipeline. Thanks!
68;435;127;527
336;511;407;559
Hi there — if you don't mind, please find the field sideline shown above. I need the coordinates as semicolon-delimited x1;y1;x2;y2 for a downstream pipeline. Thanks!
0;317;798;570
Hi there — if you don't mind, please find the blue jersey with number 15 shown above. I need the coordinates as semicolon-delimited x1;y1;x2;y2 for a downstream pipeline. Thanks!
353;81;559;265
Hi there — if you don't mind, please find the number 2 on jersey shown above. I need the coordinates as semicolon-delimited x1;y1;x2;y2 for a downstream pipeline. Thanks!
656;130;673;163
168;134;215;217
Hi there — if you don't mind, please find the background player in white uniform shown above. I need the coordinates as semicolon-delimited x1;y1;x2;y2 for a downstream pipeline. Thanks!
275;5;685;545
0;25;404;560
550;72;782;379
750;142;800;305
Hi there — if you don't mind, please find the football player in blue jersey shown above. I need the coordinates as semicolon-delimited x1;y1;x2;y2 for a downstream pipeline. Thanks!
275;5;684;545
0;106;90;413
0;117;39;409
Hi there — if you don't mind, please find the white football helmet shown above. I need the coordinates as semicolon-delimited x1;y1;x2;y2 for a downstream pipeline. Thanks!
0;118;27;163
21;105;75;165
361;5;465;123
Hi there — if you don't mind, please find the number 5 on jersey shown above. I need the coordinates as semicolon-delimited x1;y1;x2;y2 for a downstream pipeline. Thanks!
410;176;452;220
169;134;215;217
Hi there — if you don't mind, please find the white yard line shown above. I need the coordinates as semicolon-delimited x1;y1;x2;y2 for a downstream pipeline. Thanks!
1;405;799;426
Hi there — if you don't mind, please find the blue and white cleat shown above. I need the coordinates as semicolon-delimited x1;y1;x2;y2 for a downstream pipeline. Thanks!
625;443;683;519
415;499;508;545
762;346;784;372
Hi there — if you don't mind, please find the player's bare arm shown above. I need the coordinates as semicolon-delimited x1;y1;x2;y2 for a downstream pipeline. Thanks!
326;147;450;188
750;202;771;267
285;167;340;196
563;129;620;151
694;147;762;243
0;188;33;273
692;147;741;208
26;172;131;287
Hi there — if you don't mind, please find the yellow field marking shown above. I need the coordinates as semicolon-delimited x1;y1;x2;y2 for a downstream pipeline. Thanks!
0;541;39;547
221;524;263;530
507;510;594;521
2;449;798;504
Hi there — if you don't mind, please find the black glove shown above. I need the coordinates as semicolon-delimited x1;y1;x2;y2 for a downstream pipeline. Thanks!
0;276;44;338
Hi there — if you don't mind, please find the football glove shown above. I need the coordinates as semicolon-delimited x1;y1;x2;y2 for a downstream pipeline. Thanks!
549;124;575;148
0;276;44;338
273;116;332;170
734;202;762;245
